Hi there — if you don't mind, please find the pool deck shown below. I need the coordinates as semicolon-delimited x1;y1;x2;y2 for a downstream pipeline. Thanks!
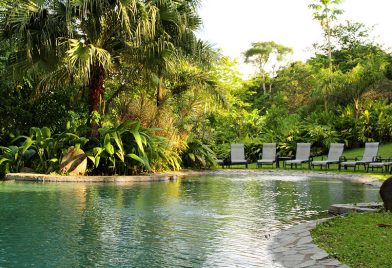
270;220;349;268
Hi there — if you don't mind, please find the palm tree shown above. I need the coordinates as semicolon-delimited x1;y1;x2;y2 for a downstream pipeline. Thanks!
0;0;158;132
138;0;206;108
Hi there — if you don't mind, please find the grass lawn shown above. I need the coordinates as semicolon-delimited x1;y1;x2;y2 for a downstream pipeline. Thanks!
311;212;392;268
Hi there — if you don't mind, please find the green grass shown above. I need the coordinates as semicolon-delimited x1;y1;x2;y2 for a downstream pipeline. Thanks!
312;213;392;268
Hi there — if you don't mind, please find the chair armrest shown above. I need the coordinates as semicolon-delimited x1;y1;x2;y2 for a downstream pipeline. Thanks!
375;156;392;162
279;155;294;160
343;156;358;161
374;156;382;162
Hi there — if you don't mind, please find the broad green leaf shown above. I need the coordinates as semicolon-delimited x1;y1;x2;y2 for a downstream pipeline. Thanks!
103;134;115;155
188;153;196;162
105;143;115;155
21;138;34;155
42;127;51;139
93;147;104;156
95;156;101;168
126;153;145;165
0;158;10;165
131;123;145;155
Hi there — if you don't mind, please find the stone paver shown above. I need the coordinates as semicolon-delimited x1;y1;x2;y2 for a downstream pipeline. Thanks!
269;220;347;268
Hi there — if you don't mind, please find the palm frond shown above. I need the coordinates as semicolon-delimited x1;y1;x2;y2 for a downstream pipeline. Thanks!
66;38;112;82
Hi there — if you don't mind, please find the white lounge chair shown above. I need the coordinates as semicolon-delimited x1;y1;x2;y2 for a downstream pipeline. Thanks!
368;160;392;173
311;143;344;169
285;143;312;168
339;142;379;171
257;143;277;168
229;144;248;168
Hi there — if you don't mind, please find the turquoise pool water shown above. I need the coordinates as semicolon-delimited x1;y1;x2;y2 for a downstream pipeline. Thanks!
0;175;380;267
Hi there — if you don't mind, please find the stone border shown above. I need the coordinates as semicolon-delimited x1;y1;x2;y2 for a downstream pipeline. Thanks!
329;202;383;214
270;220;349;268
5;173;179;183
4;168;383;184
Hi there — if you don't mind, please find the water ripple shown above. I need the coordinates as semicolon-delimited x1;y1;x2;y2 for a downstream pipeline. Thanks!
0;175;380;267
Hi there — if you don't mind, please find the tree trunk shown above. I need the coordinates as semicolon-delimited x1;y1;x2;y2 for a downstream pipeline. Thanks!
262;72;266;94
324;96;328;112
326;22;332;72
354;97;360;121
156;76;164;107
88;63;105;136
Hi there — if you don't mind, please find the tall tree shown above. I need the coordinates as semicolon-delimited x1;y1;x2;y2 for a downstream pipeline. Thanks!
309;0;344;111
0;0;206;133
243;41;292;94
0;0;159;132
309;0;344;71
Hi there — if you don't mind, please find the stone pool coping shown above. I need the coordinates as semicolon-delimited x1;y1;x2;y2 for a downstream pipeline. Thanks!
4;168;383;185
5;172;179;183
270;220;349;268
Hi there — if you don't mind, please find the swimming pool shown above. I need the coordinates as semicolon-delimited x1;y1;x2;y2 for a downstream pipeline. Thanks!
0;175;380;267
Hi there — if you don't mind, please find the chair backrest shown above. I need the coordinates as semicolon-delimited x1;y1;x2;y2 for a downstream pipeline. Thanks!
231;144;246;161
295;143;311;160
327;143;344;161
361;142;379;162
262;143;276;160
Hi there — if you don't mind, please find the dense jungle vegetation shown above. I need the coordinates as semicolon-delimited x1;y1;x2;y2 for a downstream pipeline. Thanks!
0;0;392;176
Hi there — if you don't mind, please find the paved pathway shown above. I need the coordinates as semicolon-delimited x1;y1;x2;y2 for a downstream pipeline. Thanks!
269;221;349;268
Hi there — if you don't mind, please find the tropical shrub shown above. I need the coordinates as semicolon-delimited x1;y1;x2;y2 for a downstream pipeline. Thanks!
0;121;181;177
181;139;218;168
244;142;263;163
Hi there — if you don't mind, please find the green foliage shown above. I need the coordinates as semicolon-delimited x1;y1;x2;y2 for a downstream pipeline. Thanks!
0;122;182;176
312;213;392;268
244;143;263;163
85;121;181;175
243;41;293;94
181;139;218;169
0;1;392;175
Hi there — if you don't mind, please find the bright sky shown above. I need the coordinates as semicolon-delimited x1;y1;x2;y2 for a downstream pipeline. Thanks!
197;0;392;76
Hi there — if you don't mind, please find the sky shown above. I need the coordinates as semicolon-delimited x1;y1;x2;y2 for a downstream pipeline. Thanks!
197;0;392;76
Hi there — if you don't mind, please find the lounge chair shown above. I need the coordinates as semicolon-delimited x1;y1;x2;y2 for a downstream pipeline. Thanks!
229;144;248;168
285;143;312;168
368;157;392;173
339;142;379;171
311;143;344;169
257;143;277;168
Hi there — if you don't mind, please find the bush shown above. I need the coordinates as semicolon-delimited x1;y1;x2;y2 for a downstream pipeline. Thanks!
0;121;182;176
181;139;218;169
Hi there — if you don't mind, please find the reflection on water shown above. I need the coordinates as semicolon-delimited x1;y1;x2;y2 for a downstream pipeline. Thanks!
0;175;380;267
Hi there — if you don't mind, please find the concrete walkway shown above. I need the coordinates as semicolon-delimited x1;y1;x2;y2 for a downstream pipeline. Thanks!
269;221;349;268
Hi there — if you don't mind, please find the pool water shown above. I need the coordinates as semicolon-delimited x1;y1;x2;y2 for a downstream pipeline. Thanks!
0;175;380;267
